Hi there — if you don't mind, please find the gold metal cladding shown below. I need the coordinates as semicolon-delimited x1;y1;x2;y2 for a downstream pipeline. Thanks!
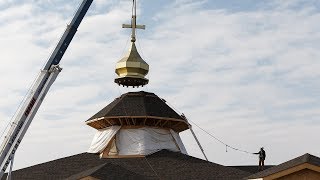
115;42;149;76
115;42;149;87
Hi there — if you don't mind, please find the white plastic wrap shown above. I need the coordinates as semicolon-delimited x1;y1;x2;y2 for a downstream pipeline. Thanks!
87;126;187;156
116;127;180;155
87;126;121;153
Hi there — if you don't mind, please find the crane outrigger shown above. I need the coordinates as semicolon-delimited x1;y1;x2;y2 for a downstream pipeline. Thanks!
0;0;94;178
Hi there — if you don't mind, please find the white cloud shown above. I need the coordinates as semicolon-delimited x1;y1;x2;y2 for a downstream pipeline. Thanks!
0;0;319;170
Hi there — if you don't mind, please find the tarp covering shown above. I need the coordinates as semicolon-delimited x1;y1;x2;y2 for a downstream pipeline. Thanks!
87;126;121;153
88;126;187;156
116;127;185;155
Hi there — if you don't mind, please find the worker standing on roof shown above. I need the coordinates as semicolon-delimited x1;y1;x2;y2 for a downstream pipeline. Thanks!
253;147;266;171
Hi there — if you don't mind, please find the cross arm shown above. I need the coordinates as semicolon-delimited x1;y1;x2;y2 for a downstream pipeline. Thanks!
122;24;146;29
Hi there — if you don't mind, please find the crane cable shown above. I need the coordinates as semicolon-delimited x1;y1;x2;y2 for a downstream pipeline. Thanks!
132;0;136;17
165;101;255;155
187;118;253;154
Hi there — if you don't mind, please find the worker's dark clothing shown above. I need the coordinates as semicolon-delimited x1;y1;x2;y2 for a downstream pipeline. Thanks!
259;158;264;170
254;149;266;171
257;149;266;160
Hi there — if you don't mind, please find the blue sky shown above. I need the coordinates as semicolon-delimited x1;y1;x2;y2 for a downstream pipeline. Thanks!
0;0;319;170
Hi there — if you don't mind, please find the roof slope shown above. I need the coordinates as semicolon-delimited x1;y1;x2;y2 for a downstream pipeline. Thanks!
87;91;184;121
3;150;251;180
229;165;274;174
247;153;320;179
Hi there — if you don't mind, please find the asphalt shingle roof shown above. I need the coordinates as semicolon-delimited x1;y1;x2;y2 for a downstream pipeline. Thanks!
3;150;251;180
86;91;189;132
87;91;184;121
228;165;274;174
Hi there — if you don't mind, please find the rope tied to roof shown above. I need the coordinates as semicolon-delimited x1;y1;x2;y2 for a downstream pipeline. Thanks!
165;101;256;156
187;117;254;154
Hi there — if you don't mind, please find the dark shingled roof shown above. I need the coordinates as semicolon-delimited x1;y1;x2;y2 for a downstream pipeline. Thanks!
228;165;274;174
86;91;189;132
3;150;251;180
247;153;320;179
87;91;184;121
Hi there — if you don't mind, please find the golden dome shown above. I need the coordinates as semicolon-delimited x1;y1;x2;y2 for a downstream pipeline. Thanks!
114;42;149;87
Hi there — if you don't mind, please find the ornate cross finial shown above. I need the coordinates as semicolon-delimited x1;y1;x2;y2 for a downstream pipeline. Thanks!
122;0;145;42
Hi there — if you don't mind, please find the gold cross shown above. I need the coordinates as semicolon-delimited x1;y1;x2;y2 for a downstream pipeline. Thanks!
122;0;145;42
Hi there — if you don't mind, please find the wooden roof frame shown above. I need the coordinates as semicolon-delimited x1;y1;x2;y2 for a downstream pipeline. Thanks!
86;116;189;132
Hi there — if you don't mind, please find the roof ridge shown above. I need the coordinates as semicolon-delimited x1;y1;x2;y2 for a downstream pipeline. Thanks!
111;93;128;114
146;149;219;164
303;153;311;163
142;91;148;116
87;91;148;122
145;150;251;177
88;94;127;121
65;163;107;180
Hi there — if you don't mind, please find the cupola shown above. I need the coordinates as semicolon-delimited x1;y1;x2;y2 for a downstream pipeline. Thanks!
114;0;149;87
